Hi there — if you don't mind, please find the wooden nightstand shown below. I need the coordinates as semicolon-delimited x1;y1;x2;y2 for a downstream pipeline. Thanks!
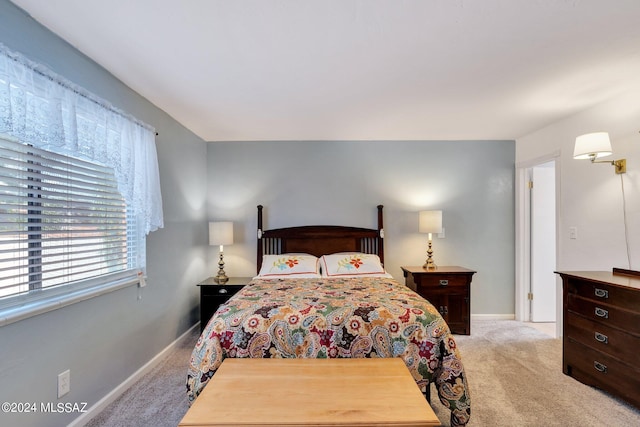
401;266;475;335
198;277;252;332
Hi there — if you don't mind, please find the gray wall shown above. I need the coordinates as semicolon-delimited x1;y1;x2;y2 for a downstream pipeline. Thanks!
0;2;207;426
207;140;515;316
0;2;516;425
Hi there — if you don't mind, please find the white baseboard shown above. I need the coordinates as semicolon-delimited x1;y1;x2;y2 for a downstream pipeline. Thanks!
471;313;515;320
68;322;200;427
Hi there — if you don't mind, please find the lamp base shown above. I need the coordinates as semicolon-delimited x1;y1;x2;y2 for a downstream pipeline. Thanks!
214;251;229;283
214;273;229;284
423;239;437;270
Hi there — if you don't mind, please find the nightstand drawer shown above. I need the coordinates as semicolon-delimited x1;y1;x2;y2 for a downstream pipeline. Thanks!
415;274;468;289
201;284;244;297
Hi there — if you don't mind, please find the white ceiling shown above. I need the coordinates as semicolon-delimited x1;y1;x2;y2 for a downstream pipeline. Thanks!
10;0;640;142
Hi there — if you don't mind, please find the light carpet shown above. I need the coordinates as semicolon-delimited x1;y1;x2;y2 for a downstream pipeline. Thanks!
85;320;639;426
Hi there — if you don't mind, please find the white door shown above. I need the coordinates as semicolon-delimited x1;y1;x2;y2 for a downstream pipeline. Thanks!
530;162;556;322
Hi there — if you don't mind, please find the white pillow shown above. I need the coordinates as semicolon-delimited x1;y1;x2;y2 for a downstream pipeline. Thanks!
320;253;387;277
256;254;320;278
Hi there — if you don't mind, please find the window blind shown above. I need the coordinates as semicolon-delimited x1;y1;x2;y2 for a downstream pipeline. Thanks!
0;136;133;298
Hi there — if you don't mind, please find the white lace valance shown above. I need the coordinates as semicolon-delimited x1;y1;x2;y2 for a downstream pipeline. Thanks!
0;43;163;234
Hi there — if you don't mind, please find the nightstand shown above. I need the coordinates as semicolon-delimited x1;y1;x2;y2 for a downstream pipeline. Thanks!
198;277;252;332
401;266;475;335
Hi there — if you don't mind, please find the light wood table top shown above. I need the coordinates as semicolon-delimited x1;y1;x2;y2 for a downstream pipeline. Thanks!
180;358;441;426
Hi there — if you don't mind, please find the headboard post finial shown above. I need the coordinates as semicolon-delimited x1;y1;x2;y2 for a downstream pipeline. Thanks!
257;205;264;274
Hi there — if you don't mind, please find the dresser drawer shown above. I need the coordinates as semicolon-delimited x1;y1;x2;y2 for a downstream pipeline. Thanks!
565;339;640;408
567;294;640;335
565;312;639;366
566;278;640;312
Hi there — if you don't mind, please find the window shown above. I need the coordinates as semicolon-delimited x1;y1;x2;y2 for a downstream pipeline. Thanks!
0;43;162;323
0;136;143;298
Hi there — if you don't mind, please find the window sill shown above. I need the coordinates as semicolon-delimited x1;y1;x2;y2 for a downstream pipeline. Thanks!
0;272;141;328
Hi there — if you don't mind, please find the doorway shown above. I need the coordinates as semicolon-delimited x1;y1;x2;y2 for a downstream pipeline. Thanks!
529;161;556;322
515;153;560;334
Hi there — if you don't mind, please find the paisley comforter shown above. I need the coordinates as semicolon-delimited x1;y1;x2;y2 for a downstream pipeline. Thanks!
186;277;471;426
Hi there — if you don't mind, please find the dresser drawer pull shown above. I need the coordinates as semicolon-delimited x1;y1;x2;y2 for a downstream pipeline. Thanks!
594;332;608;344
594;307;608;319
594;288;609;299
439;280;449;286
218;288;228;294
593;361;608;374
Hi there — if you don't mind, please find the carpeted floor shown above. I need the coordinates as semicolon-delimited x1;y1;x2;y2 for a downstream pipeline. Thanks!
85;320;640;426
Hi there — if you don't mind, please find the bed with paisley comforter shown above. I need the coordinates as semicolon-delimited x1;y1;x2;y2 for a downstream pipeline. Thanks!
186;205;470;426
186;275;471;426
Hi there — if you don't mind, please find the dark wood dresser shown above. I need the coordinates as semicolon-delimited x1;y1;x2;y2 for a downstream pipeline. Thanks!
401;266;475;335
556;268;640;409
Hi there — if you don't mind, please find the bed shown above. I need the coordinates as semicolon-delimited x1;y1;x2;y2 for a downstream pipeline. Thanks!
186;205;471;426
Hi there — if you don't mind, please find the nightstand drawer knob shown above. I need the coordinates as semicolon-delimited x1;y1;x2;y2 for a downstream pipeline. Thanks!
218;288;228;294
595;307;609;319
439;280;449;286
594;332;608;344
594;288;609;299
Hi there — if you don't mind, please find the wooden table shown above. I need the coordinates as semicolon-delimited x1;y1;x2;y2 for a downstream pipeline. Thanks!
179;358;441;426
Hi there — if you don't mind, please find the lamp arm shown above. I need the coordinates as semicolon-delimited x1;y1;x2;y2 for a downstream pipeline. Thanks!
588;156;626;174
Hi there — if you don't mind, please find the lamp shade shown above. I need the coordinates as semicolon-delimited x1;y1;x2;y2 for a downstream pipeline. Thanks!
574;132;612;160
419;210;443;234
209;221;233;246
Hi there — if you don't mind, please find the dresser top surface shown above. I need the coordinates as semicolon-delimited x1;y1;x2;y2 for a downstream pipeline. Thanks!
555;270;640;291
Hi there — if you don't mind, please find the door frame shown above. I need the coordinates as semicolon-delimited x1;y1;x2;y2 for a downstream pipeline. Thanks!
515;151;562;333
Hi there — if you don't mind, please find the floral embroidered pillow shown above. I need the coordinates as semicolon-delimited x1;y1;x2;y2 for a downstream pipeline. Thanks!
257;254;320;278
320;253;386;277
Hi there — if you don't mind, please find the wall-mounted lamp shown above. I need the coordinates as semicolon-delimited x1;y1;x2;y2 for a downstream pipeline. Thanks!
573;132;626;174
209;221;233;283
419;210;442;270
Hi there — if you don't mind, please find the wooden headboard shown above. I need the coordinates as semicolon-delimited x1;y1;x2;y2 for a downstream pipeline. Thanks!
257;205;384;273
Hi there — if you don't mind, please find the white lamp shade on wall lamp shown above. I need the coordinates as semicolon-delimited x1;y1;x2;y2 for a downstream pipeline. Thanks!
573;132;626;174
209;221;233;283
419;210;442;270
573;132;612;160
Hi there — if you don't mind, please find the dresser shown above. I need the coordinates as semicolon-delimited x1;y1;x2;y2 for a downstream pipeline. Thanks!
556;268;640;409
401;266;475;335
198;277;252;332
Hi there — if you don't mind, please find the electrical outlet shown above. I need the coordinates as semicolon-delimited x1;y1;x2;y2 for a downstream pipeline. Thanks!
58;370;70;398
